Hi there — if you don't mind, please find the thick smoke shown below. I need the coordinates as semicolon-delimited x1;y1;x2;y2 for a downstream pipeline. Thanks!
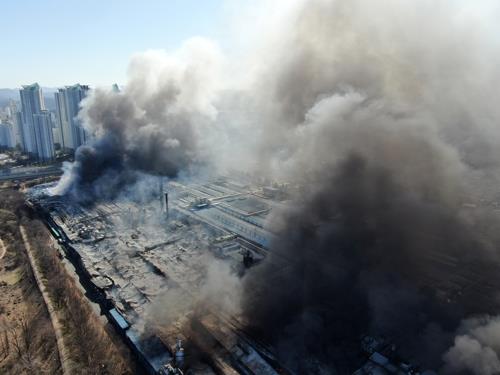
53;38;223;203
240;96;496;371
237;0;500;373
444;316;500;375
246;0;500;179
51;0;500;373
144;258;242;327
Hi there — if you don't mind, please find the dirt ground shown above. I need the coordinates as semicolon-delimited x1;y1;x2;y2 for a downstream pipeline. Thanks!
0;188;140;375
0;197;62;374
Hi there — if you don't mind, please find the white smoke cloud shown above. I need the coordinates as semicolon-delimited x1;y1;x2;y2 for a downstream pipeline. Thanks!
199;259;242;316
141;256;242;339
444;316;500;375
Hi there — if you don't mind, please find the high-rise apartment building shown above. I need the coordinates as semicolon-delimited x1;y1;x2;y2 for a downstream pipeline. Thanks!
14;111;24;149
19;83;45;155
33;111;55;161
0;122;14;149
55;84;89;151
54;89;69;149
8;100;24;148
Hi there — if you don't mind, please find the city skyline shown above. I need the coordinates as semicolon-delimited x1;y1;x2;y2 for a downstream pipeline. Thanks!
0;82;90;161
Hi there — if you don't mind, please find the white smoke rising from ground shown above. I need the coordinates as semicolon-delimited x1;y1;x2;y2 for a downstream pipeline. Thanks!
141;257;242;337
198;259;242;316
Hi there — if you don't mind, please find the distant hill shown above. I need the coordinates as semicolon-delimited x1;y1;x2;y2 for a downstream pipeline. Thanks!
0;87;57;110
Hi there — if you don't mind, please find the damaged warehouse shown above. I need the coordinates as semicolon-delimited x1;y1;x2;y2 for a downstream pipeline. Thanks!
27;176;293;374
26;172;463;375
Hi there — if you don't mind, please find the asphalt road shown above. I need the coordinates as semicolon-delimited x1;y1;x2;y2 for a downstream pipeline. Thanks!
0;166;62;181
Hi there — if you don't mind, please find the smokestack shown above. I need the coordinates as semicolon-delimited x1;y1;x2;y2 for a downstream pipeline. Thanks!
164;192;169;219
159;177;164;212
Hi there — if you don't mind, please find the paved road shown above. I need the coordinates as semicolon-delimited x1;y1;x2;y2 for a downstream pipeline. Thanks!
0;166;62;181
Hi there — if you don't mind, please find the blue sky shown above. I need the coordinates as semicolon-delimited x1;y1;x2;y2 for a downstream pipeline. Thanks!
1;0;240;88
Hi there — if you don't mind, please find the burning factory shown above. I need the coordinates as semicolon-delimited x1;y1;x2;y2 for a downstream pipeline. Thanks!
26;170;466;374
27;176;294;374
20;1;500;374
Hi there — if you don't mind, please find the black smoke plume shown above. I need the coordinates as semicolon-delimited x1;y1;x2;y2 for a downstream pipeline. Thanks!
243;147;500;372
239;0;500;373
53;39;222;203
49;1;500;373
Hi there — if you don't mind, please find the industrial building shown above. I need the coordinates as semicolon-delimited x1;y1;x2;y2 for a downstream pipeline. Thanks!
26;176;449;374
27;176;289;374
